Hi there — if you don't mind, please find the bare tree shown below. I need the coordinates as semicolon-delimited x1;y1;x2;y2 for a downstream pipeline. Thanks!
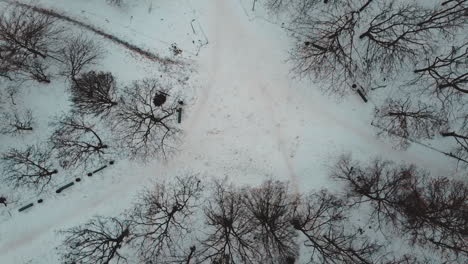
70;71;118;117
331;155;420;227
413;43;468;110
242;180;299;263
0;6;62;59
0;108;34;135
358;0;466;75
357;2;431;75
49;114;109;170
58;35;102;80
332;155;468;258
289;0;467;96
0;42;51;83
1;144;58;190
373;98;448;149
0;6;64;82
18;58;51;83
60;216;130;264
397;177;468;258
261;0;295;12
127;175;203;263
289;4;359;96
291;190;384;264
198;180;260;264
440;127;468;163
111;78;182;161
288;0;388;96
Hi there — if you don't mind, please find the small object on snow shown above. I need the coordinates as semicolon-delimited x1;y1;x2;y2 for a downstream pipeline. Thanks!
18;203;34;212
356;89;368;103
170;43;182;56
304;41;310;46
56;182;75;193
92;165;108;174
190;19;197;34
351;84;368;103
109;160;115;165
76;178;81;182
0;196;7;206
177;108;182;123
87;172;93;177
37;199;43;204
178;100;184;105
153;92;167;107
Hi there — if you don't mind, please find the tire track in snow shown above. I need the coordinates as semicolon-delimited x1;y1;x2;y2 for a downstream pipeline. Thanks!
183;0;302;189
259;83;300;193
180;0;220;136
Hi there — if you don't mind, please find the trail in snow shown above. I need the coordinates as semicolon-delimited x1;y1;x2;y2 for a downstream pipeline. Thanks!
177;0;451;188
177;0;301;190
0;0;456;262
2;0;180;65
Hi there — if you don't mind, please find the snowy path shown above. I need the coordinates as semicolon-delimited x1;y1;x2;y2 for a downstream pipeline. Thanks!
0;0;455;263
171;0;453;187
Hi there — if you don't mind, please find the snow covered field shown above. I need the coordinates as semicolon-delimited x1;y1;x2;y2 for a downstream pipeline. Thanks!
0;0;459;263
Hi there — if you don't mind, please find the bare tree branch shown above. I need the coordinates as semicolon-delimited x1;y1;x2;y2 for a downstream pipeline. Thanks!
49;114;109;170
127;175;203;263
110;78;182;161
292;190;384;264
70;71;118;117
60;216;130;264
0;108;34;135
1;144;58;190
332;155;468;258
198;180;260;264
242;180;299;263
373;98;448;149
58;35;103;80
0;5;64;82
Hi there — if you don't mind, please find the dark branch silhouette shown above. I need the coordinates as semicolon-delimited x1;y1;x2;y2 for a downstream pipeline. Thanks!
70;71;118;117
332;155;468;258
373;98;448;149
1;144;58;190
50;114;109;170
127;175;203;263
60;216;130;264
0;5;64;82
242;180;299;263
198;180;260;264
0;108;34;135
58;35;103;80
292;190;384;264
111;78;181;161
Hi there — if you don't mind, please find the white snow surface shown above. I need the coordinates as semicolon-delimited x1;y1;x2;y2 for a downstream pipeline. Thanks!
0;0;457;263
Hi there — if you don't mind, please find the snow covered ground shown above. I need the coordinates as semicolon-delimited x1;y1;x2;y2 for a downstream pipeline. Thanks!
0;0;457;263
